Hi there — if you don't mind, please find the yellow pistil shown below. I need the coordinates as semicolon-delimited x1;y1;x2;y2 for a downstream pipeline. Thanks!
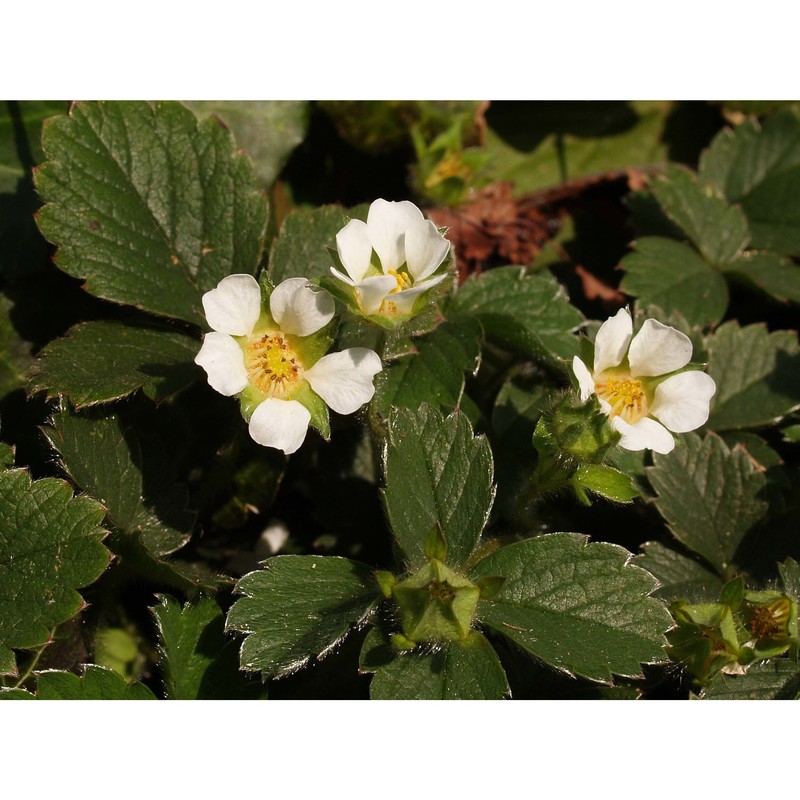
387;269;413;293
244;332;303;397
594;373;648;424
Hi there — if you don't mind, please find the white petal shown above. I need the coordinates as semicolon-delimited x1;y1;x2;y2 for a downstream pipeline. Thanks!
404;219;450;282
572;356;596;402
389;273;448;315
612;416;675;454
593;307;633;374
336;219;373;282
269;277;335;337
305;348;382;415
202;274;261;336
355;275;398;315
330;267;356;286
194;332;248;396
367;199;424;273
628;319;693;377
650;371;717;433
248;398;311;454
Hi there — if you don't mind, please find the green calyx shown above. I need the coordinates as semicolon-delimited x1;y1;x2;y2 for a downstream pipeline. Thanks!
391;559;480;646
539;393;621;464
667;580;800;684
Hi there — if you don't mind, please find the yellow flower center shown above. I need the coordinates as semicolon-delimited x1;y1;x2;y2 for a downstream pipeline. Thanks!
594;373;649;424
388;269;412;293
244;332;303;397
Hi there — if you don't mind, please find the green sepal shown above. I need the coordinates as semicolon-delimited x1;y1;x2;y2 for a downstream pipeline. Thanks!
288;315;339;369
476;575;506;600
667;601;742;683
238;380;330;441
392;559;480;644
375;570;396;599
719;576;745;610
423;525;448;562
572;464;639;503
390;633;417;651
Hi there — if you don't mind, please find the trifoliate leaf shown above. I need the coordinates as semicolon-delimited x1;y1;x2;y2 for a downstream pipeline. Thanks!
701;660;800;700
269;205;364;284
648;432;767;574
151;594;266;699
45;405;194;559
705;321;800;430
448;266;584;364
368;633;510;700
650;164;750;266
383;407;494;571
470;533;671;683
186;101;309;189
34;665;156;700
226;555;380;678
699;110;800;255
0;688;35;699
35;101;266;326
29;321;199;406
373;317;481;418
619;237;728;328
723;252;800;305
0;470;110;672
636;541;723;602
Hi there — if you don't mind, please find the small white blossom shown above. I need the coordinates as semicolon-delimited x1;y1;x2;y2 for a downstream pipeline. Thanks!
331;198;451;317
195;275;382;454
572;308;716;454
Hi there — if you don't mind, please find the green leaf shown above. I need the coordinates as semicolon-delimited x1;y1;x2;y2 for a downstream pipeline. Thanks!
650;165;750;266
383;407;494;571
369;632;510;699
0;688;35;699
186;101;309;188
705;321;800;430
35;101;266;326
447;266;584;364
269;205;361;284
636;542;723;602
0;101;67;282
779;558;800;601
151;594;266;699
620;237;728;328
44;405;194;559
484;101;670;194
373;317;481;418
29;321;199;406
0;442;13;469
701;660;800;700
699;110;800;255
470;533;672;683
0;295;33;398
0;470;110;671
573;464;638;503
648;432;768;574
35;665;156;700
226;555;380;678
723;252;800;304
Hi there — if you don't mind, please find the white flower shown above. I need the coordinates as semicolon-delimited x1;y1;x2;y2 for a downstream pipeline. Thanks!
331;198;451;317
572;308;716;454
195;274;382;455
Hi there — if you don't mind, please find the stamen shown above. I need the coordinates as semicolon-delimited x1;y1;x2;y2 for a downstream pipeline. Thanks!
388;269;413;293
594;374;649;424
245;332;303;397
